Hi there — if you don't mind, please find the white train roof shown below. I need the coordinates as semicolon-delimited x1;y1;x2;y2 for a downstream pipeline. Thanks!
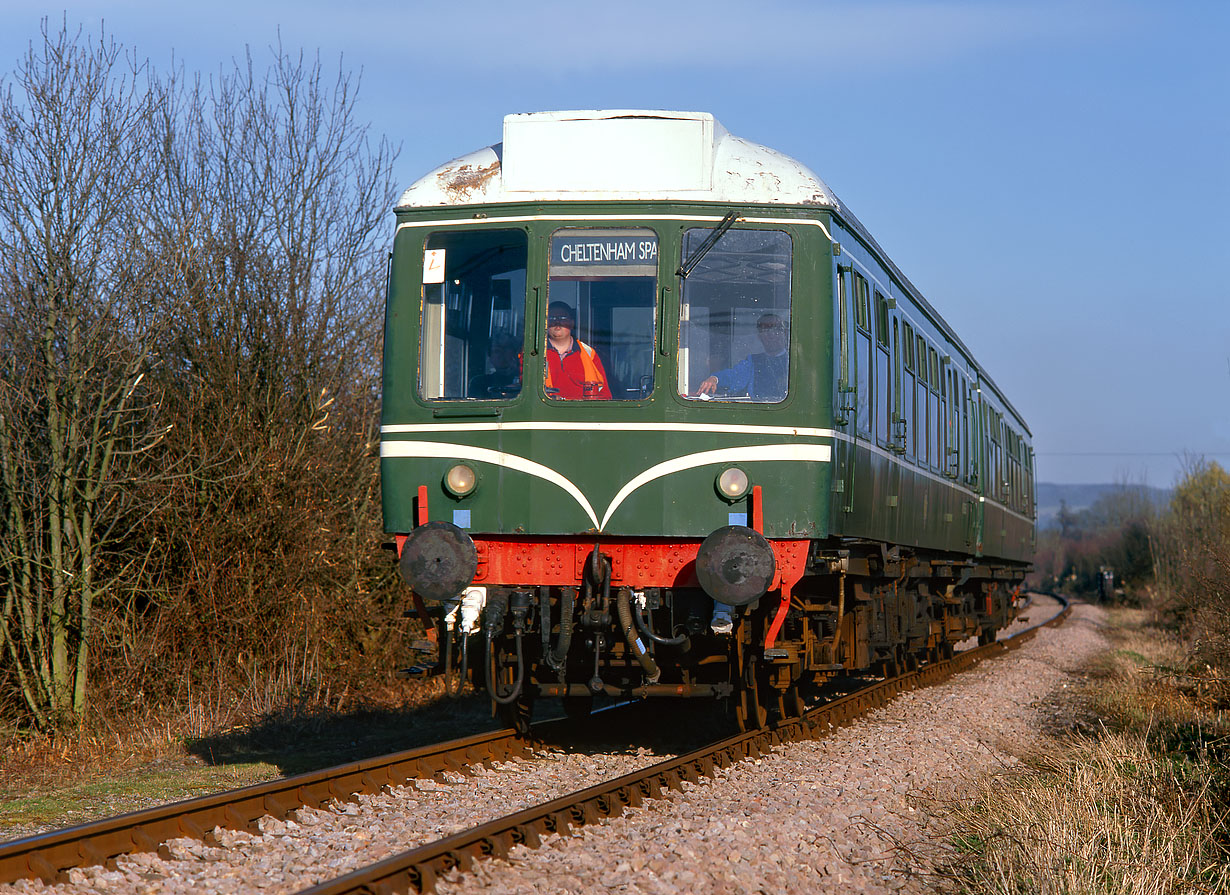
396;110;840;209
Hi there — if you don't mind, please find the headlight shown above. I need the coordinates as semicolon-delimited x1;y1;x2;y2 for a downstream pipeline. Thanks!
444;463;477;497
716;467;749;500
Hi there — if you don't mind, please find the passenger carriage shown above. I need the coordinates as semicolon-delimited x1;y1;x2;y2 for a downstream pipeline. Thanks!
382;111;1035;730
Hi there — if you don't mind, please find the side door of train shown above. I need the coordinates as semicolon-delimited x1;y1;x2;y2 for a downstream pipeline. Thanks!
874;290;901;544
833;260;857;517
971;377;988;555
959;373;978;550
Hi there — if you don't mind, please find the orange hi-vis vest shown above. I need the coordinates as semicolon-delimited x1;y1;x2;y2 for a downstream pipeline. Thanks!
545;340;605;396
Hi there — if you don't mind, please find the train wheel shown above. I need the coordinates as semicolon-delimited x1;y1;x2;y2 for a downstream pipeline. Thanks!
735;677;767;732
734;651;773;731
875;655;900;679
776;683;804;720
497;693;534;735
978;627;998;646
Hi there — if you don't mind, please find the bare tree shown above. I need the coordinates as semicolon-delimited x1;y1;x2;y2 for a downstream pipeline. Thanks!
0;20;165;727
124;43;398;707
1152;458;1230;668
0;22;399;730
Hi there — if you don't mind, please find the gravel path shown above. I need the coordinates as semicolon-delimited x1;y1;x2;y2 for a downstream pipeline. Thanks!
434;596;1106;895
2;596;1105;895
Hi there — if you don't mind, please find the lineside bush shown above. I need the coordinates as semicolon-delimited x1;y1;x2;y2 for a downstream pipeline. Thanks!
1152;460;1230;691
0;20;407;736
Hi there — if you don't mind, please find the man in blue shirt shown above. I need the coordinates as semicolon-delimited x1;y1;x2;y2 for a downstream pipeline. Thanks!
696;313;789;401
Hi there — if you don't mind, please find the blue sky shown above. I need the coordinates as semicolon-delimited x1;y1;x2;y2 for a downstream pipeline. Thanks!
3;0;1227;486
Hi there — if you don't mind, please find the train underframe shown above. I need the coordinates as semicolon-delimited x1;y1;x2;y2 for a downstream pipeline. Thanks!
403;534;1025;732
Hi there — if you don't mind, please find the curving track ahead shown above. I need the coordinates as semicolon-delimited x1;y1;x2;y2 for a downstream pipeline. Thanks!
0;594;1069;892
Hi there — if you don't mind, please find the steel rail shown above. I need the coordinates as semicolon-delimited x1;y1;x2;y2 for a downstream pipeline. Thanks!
0;726;541;885
298;594;1071;895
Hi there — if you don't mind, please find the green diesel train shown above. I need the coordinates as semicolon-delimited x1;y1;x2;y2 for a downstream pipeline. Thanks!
383;111;1035;730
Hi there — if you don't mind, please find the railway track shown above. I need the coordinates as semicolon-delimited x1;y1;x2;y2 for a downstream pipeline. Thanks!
0;594;1069;892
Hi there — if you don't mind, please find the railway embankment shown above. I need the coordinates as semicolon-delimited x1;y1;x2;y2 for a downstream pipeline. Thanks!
3;597;1224;894
0;598;1071;892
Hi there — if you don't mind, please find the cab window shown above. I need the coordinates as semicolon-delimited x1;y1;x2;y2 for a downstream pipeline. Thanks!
419;229;527;401
545;228;657;401
678;229;792;403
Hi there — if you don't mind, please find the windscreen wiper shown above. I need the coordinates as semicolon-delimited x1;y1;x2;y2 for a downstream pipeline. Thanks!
676;210;740;279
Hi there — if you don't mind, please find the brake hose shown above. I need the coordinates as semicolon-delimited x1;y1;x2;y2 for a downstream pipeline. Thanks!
633;597;689;647
616;588;660;684
485;628;525;705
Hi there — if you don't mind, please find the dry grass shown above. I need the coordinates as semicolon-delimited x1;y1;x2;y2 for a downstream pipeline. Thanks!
949;732;1229;894
1087;609;1218;729
0;675;452;833
944;606;1230;895
0;677;492;845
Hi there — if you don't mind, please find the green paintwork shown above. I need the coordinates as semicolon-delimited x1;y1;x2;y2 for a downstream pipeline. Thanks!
381;200;1034;564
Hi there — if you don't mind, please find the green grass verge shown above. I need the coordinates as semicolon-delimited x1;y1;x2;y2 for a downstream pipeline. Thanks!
0;762;280;839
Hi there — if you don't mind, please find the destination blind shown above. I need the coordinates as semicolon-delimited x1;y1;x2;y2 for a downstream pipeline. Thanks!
550;231;658;277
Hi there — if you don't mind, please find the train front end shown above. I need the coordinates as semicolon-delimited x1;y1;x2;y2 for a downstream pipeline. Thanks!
381;111;838;728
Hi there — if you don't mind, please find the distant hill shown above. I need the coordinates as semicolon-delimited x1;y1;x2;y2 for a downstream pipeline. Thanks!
1036;482;1171;530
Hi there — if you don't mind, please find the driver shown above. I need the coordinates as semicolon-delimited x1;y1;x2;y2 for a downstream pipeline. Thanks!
696;313;788;401
543;301;610;400
469;331;522;397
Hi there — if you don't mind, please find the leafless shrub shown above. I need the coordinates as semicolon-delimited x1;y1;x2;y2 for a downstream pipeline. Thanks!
0;20;402;731
1151;459;1230;685
0;20;168;728
103;44;401;720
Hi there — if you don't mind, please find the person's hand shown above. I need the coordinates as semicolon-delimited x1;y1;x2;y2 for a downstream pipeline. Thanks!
697;376;719;396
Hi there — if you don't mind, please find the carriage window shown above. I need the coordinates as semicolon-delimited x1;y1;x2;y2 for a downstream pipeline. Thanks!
854;275;870;332
929;348;942;468
419;229;527;401
678;228;792;403
546;229;657;401
874;293;889;347
851;274;873;430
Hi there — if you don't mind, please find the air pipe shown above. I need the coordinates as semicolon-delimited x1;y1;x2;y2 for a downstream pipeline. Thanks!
543;586;576;672
632;592;689;647
616;587;660;684
483;592;527;705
